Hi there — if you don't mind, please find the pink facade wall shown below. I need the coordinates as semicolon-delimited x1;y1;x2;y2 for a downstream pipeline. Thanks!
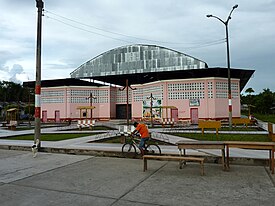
41;86;112;121
131;78;241;120
41;77;241;122
109;87;117;118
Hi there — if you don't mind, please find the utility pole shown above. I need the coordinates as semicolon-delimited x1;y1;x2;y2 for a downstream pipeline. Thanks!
28;87;31;127
119;79;136;126
86;92;96;120
207;4;238;129
147;93;156;128
34;0;44;149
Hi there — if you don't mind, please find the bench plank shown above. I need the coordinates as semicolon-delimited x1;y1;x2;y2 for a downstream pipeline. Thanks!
143;155;205;175
224;141;275;174
177;141;226;171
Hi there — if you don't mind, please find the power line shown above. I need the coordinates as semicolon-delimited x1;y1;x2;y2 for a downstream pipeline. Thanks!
44;15;134;44
174;39;226;51
44;9;226;49
44;10;149;43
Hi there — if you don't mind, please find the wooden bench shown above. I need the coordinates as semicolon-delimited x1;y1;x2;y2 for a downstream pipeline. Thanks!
198;120;221;137
177;140;226;170
161;118;175;128
77;119;95;130
232;118;251;128
268;122;275;141
1;122;8;127
6;120;17;130
224;141;275;174
143;155;205;175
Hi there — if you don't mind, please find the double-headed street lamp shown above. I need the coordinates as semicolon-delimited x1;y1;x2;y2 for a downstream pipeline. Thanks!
86;92;96;120
147;93;156;128
119;79;136;126
207;4;238;129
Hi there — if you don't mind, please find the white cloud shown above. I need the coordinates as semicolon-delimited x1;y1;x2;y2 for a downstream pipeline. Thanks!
0;63;30;84
0;70;9;81
15;73;29;83
0;0;274;93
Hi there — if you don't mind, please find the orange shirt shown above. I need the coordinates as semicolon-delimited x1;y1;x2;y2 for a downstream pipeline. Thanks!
135;123;149;138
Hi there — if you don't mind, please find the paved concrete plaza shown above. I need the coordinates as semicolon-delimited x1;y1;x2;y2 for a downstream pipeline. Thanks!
1;149;275;206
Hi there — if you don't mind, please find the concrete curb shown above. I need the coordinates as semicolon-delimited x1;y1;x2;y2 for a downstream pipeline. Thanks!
0;144;270;167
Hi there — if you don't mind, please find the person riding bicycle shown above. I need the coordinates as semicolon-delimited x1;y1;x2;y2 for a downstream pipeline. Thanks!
132;121;150;155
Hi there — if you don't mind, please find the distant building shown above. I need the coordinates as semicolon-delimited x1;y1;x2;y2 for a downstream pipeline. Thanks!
24;44;254;123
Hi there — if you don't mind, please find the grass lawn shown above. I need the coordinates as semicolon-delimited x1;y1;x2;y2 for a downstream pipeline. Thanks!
220;127;260;131
170;133;271;142
12;126;113;131
254;113;275;124
4;133;99;141
93;136;171;145
189;127;261;132
67;126;115;131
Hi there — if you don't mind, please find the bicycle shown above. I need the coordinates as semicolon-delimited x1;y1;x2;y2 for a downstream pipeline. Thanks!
121;133;161;157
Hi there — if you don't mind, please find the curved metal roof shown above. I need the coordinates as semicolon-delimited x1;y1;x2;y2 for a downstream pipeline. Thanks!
70;44;208;79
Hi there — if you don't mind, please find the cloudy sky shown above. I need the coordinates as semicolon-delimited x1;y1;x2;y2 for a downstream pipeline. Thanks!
0;0;274;94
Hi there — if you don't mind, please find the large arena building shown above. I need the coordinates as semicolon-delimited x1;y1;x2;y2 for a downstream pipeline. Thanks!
25;44;254;124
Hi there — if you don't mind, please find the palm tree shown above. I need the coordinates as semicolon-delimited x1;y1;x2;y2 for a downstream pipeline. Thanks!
245;88;254;95
245;87;255;116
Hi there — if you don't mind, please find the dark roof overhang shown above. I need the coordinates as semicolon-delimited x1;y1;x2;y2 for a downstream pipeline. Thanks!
23;67;254;92
23;78;104;88
88;67;254;91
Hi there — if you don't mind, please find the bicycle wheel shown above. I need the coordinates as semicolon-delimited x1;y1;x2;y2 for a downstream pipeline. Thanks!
145;144;161;155
122;143;137;157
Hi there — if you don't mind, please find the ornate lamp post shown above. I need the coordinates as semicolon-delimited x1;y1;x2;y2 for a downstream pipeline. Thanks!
147;93;156;128
207;4;238;129
86;92;96;120
119;79;136;126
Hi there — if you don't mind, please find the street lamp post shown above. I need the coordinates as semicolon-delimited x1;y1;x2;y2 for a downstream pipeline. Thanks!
86;92;96;120
207;4;238;129
147;93;156;128
119;79;136;126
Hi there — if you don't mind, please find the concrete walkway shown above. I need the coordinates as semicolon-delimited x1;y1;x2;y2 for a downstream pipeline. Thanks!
0;125;273;160
1;149;275;206
1;125;275;205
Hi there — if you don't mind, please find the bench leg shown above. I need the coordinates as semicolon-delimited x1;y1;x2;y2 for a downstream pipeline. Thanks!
179;160;185;169
271;148;274;174
221;148;226;171
200;161;204;176
179;149;187;167
183;149;186;165
226;146;230;170
143;158;147;172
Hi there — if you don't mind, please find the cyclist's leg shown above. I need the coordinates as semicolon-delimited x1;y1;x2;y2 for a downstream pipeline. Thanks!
138;138;147;149
139;138;149;155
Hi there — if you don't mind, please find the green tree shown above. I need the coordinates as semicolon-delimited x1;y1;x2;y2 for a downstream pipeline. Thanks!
0;81;35;120
245;87;255;115
245;87;254;94
0;81;23;102
255;88;274;114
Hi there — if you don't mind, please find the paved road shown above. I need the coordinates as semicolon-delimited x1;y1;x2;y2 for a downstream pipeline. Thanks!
0;126;272;160
1;149;275;206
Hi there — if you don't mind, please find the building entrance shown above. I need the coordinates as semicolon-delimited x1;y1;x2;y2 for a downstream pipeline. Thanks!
190;108;199;124
42;110;47;122
55;110;60;122
116;104;132;119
